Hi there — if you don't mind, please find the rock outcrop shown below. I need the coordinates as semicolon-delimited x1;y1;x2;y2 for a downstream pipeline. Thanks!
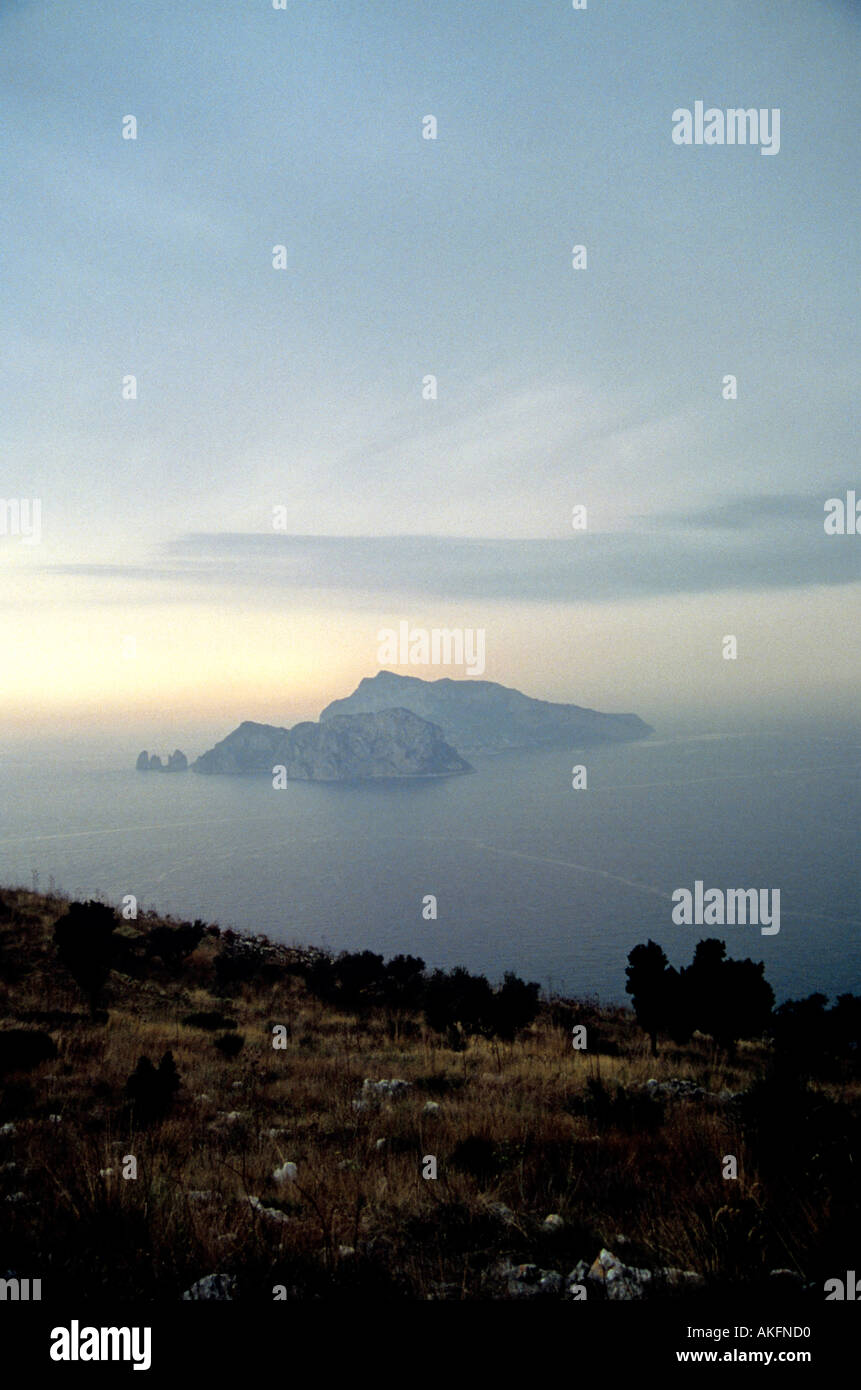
641;1077;742;1105
320;671;652;753
181;1273;237;1301
148;671;650;779
193;709;472;781
492;1248;707;1300
192;722;285;774
136;750;188;772
352;1078;413;1112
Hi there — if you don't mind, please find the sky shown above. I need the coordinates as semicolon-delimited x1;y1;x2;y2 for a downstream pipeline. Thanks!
1;0;858;747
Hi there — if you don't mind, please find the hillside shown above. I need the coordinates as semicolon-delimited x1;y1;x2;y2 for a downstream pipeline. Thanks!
192;709;472;779
320;671;653;753
0;886;856;1303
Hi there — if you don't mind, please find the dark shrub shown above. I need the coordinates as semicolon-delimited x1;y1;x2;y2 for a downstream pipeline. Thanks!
333;951;388;1009
146;921;205;972
0;1080;35;1120
53;900;118;1014
682;939;774;1051
0;1029;58;1074
214;1032;244;1059
423;966;495;1037
773;992;861;1075
627;937;774;1055
568;1077;665;1134
181;1011;237;1031
412;1074;466;1097
215;939;279;992
125;1050;181;1124
831;994;861;1061
449;1136;501;1183
489;972;541;1040
303;956;337;1003
449;1135;523;1182
735;1063;861;1266
383;955;426;1010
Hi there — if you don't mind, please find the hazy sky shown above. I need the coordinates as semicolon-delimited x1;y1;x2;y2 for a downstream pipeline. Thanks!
1;0;858;743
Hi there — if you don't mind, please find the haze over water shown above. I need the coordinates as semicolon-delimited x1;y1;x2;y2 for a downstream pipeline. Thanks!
1;723;857;1005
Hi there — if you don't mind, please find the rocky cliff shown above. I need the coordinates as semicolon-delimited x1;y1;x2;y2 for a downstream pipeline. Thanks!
319;671;652;753
136;749;188;771
192;709;472;780
191;723;286;775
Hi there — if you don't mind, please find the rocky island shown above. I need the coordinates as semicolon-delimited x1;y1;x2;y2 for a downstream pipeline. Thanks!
141;674;652;780
320;671;653;753
136;750;188;771
192;707;472;781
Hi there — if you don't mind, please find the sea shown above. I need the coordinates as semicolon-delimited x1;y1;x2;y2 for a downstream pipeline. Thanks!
0;726;858;1005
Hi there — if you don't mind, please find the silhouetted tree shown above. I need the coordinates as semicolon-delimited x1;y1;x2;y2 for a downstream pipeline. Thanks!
830;994;861;1058
681;938;727;1046
334;951;387;1008
773;991;861;1075
625;940;677;1055
721;955;774;1049
490;971;541;1040
682;939;773;1052
383;955;427;1010
423;966;495;1037
303;956;337;1003
772;992;829;1064
53;900;118;1014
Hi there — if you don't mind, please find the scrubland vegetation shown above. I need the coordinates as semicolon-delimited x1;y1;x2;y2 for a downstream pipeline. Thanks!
0;887;858;1301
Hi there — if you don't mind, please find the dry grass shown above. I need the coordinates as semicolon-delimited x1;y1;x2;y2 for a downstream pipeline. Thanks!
0;886;857;1301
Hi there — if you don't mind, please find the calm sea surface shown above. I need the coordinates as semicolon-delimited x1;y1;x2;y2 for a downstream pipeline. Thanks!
1;728;858;1004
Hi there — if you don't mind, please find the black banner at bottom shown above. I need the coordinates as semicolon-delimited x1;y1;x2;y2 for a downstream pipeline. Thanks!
1;1298;854;1377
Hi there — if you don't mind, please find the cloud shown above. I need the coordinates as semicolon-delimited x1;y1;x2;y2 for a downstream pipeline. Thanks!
39;498;859;606
643;494;836;531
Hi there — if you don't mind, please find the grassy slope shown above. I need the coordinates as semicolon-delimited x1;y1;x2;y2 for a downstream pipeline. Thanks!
0;886;855;1301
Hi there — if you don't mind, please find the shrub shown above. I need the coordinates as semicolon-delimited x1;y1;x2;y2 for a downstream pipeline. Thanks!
214;939;279;992
449;1136;501;1182
626;937;775;1054
181;1011;237;1031
423;966;495;1037
772;992;861;1075
146;921;205;972
0;1080;35;1120
213;1032;244;1059
53;901;118;1014
682;939;774;1051
125;1050;181;1124
382;955;426;1010
0;1028;58;1074
489;971;541;1040
567;1077;665;1134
